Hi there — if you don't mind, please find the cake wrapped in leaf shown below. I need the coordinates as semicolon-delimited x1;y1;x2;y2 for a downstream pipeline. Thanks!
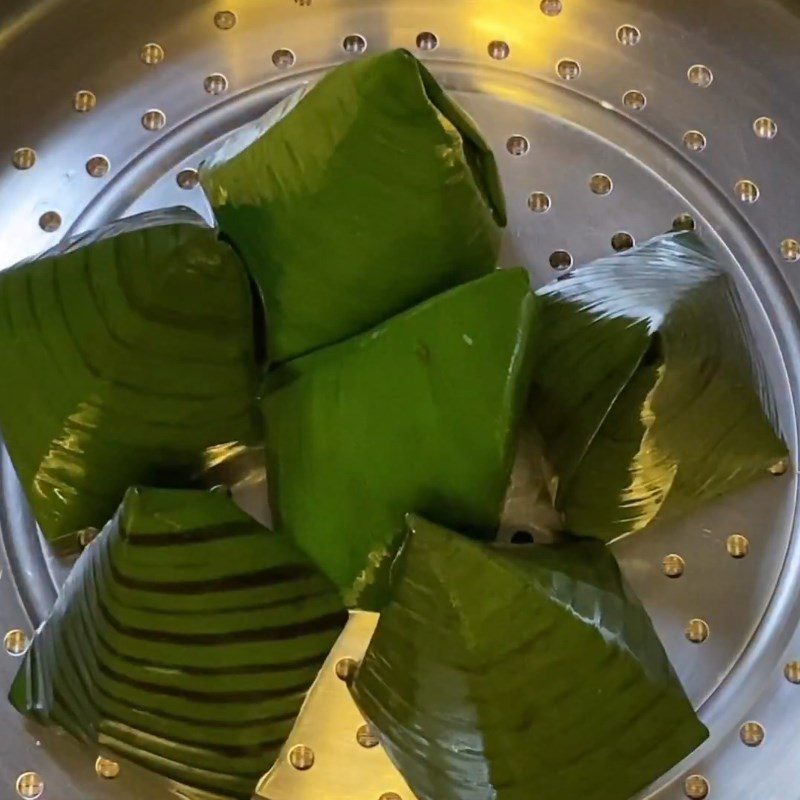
9;487;347;799
530;232;787;541
0;212;259;550
201;48;506;363
262;269;539;607
352;514;708;800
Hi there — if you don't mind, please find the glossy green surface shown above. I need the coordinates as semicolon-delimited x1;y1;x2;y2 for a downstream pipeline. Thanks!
352;515;708;800
9;487;347;799
262;268;538;607
531;232;787;541
0;216;259;550
201;48;505;363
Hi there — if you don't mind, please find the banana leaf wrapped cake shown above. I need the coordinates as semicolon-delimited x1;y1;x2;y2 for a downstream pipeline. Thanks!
352;514;708;800
530;232;787;542
262;268;539;608
0;212;259;550
9;487;346;799
201;48;506;363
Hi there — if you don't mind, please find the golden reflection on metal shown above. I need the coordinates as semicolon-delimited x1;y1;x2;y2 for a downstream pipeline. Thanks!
177;168;200;190
4;629;28;656
623;90;646;111
38;211;61;232
688;64;713;87
769;456;790;474
214;10;237;30
142;109;166;131
288;745;315;771
556;58;580;80
662;554;685;578
357;723;380;749
539;0;562;16
611;231;635;252
464;3;588;99
780;240;800;263
73;90;97;112
753;116;778;139
343;34;368;54
86;155;110;178
256;613;411;800
15;773;43;800
140;42;164;65
335;656;358;683
686;618;710;644
683;130;707;152
549;250;572;271
735;179;760;204
204;73;229;95
415;31;438;51
488;40;510;60
272;48;296;69
784;661;800;684
528;191;551;213
684;774;709;799
506;135;529;155
12;147;36;170
673;212;696;232
590;173;613;195
726;533;749;559
95;756;121;778
740;721;765;747
616;24;641;46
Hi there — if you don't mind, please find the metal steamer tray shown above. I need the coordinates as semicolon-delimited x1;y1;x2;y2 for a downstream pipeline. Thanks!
0;1;799;799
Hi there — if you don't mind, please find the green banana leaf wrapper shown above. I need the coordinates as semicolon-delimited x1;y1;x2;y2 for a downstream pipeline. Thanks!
531;232;787;542
262;268;539;608
0;211;260;551
201;48;506;363
9;487;347;799
352;514;708;800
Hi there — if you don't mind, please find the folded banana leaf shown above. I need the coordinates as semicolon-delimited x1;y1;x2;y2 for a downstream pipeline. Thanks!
0;212;260;550
352;514;708;800
201;48;506;363
530;232;787;542
9;487;347;799
262;268;539;608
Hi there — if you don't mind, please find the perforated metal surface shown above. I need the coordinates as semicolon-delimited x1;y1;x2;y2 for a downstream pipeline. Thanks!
0;1;799;799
